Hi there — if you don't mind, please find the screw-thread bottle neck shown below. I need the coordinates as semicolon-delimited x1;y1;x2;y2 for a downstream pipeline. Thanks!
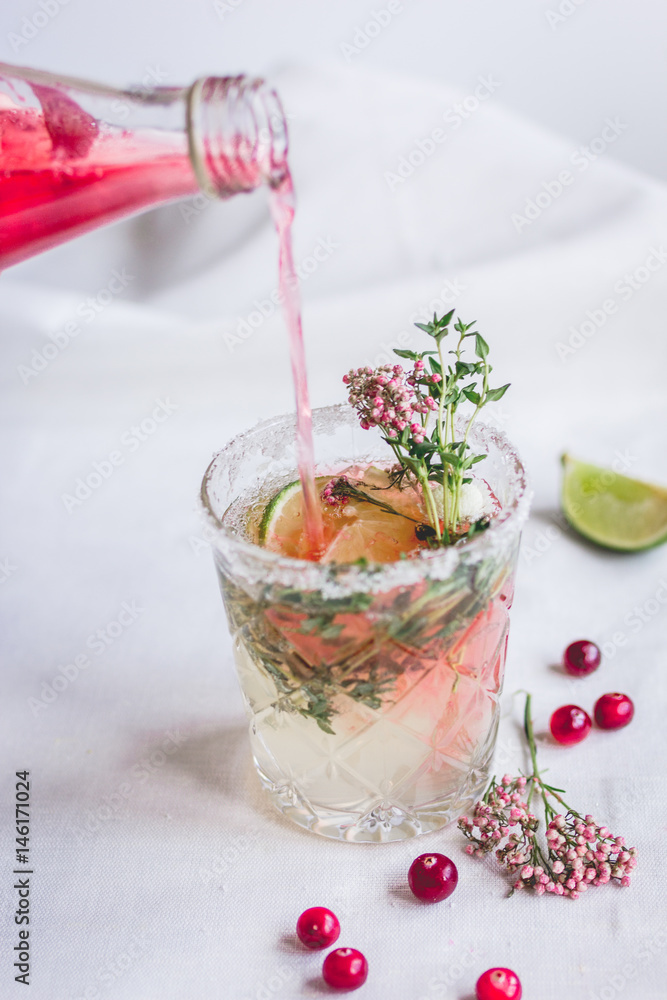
187;75;289;198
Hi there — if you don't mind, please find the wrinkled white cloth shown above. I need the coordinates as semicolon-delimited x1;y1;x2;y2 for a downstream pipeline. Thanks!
2;64;667;1000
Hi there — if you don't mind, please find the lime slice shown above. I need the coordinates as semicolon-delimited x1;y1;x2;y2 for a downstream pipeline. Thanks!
561;454;667;551
258;479;302;547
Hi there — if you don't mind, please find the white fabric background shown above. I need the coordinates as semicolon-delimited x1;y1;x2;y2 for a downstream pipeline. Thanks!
2;63;667;999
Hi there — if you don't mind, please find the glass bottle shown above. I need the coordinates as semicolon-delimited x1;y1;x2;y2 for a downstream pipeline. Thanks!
0;62;289;269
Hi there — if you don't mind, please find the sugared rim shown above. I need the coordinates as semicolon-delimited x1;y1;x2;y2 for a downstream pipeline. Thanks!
199;403;531;591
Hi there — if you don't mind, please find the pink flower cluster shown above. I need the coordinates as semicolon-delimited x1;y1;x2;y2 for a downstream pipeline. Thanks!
459;775;537;866
321;476;350;508
458;775;637;899
531;813;638;897
343;362;438;443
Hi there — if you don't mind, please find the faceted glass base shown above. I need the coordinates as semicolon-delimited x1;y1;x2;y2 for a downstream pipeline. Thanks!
201;405;529;843
249;683;500;843
253;746;494;844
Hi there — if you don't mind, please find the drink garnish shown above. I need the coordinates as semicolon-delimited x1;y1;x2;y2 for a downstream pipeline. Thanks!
344;310;509;545
459;693;637;897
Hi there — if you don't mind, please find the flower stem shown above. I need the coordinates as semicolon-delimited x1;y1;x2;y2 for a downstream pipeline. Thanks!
436;338;449;534
331;480;423;523
523;693;540;778
523;693;551;815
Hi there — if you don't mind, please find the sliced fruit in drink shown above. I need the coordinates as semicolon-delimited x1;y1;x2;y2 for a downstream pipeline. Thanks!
257;468;425;562
258;478;303;548
321;513;418;563
561;454;667;552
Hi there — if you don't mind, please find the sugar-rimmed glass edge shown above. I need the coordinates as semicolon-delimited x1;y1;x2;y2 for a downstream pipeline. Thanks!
200;403;531;597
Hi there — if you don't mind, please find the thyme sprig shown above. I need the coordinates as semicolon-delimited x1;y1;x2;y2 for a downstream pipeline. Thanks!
344;311;509;544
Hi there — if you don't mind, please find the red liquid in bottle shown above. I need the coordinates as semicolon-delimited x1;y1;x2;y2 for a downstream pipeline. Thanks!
0;99;199;269
0;90;324;555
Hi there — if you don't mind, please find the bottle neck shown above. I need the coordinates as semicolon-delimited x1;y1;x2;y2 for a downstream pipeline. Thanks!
186;75;289;199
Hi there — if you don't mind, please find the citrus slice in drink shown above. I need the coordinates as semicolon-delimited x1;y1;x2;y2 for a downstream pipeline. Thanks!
561;454;667;551
258;468;424;562
258;479;303;548
320;511;418;563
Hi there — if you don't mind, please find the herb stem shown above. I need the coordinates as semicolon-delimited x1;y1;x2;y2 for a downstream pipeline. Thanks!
436;337;449;535
418;467;442;541
524;693;540;781
342;482;423;523
523;693;551;814
344;311;509;550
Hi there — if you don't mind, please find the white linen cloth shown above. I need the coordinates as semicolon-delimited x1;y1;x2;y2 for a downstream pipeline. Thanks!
2;63;667;999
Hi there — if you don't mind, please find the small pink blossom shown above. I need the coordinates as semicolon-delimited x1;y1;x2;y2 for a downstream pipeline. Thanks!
344;362;438;441
459;771;637;901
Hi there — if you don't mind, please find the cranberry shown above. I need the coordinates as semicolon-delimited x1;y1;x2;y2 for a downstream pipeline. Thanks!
322;948;368;990
408;853;458;902
476;967;522;1000
594;692;634;730
296;907;340;949
563;639;601;677
550;704;592;745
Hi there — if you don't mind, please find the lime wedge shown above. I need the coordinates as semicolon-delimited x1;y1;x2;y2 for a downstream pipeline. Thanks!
258;479;302;546
561;454;667;551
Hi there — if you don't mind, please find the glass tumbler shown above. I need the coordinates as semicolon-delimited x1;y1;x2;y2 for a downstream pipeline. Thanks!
200;404;529;842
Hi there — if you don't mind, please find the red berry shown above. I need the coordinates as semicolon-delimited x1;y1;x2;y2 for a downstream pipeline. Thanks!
594;692;634;730
476;967;522;1000
322;948;368;990
563;639;601;677
296;907;340;949
408;853;458;902
550;704;592;745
